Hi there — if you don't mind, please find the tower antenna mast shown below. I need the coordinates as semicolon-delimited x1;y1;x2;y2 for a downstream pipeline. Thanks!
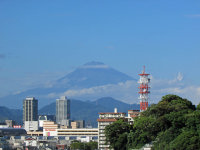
138;66;150;112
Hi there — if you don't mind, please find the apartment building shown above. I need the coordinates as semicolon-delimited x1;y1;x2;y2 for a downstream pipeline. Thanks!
97;108;126;150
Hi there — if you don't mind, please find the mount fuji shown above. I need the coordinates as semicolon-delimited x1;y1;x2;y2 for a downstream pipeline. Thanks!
0;61;138;109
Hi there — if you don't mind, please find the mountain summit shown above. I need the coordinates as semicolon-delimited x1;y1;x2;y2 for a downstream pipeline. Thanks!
0;62;137;108
56;61;134;88
83;61;107;66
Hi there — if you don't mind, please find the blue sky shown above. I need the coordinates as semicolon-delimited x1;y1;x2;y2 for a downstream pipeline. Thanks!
0;1;200;103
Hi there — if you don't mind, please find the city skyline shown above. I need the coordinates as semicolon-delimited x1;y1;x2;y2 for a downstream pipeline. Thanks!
0;1;200;105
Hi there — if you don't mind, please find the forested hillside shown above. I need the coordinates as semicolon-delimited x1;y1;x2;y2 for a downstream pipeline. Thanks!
105;94;200;150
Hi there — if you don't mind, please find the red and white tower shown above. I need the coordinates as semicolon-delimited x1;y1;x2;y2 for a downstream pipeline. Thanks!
138;66;150;112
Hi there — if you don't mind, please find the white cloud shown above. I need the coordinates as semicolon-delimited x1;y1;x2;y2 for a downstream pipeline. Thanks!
45;72;200;105
177;72;183;81
52;80;139;104
151;72;200;105
151;72;184;88
47;93;59;99
152;86;200;105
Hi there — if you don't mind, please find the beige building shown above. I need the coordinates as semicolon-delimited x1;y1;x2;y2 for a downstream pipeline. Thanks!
97;108;126;150
57;128;98;137
43;121;59;136
71;120;85;129
71;121;78;129
42;121;98;139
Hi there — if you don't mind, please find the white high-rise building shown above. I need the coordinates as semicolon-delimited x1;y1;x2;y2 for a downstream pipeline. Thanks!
56;96;70;125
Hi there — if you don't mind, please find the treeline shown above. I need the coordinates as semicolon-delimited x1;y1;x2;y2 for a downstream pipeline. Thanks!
70;140;97;150
105;94;200;150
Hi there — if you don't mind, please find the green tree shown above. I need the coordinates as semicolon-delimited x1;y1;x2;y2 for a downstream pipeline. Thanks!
197;103;200;110
70;140;98;150
104;119;131;150
170;130;200;150
87;141;98;150
70;141;84;150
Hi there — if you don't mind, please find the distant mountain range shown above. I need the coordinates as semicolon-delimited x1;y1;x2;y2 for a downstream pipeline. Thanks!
39;97;140;127
0;61;137;109
0;106;23;124
0;97;140;127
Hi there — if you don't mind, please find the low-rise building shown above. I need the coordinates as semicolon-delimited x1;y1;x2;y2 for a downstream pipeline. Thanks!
42;121;98;142
57;128;98;137
71;120;85;129
5;120;16;128
43;121;58;136
0;128;26;137
0;123;8;128
27;131;43;136
24;121;38;132
38;115;56;128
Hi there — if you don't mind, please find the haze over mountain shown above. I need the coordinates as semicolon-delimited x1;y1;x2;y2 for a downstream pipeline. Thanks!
0;61;137;109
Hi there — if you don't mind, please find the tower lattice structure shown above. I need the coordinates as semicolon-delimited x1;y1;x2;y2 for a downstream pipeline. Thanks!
138;66;150;112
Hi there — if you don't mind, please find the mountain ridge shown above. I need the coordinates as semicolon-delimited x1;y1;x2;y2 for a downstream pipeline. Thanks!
39;97;140;127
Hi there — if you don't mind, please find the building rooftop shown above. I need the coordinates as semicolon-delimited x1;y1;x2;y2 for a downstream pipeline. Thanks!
98;112;126;114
